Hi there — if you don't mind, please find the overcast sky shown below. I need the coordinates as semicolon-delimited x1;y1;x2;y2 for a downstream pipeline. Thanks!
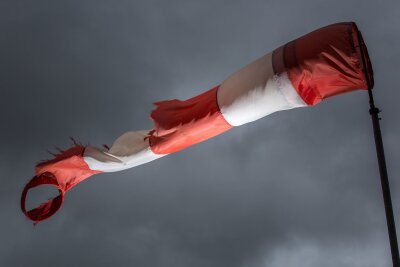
1;0;400;266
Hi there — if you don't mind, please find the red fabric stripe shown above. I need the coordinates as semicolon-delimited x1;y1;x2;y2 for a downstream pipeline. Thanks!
272;22;371;105
21;145;102;223
149;86;233;154
35;146;101;190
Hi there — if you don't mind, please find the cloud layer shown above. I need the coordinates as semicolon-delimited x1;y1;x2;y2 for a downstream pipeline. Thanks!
1;0;399;266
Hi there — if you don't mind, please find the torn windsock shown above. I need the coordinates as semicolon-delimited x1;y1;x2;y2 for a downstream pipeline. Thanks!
21;22;373;223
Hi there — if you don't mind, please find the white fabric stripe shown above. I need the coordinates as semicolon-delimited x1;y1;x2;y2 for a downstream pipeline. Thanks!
217;53;306;126
274;72;307;108
83;130;165;172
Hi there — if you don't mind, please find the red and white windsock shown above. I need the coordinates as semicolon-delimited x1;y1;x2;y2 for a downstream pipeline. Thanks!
21;22;373;223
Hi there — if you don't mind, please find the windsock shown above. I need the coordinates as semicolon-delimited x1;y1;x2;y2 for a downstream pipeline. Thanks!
21;22;373;223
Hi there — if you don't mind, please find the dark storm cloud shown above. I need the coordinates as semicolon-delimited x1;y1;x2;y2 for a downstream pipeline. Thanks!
1;0;399;266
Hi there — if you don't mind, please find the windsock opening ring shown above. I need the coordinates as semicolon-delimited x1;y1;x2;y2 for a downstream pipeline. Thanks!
354;24;374;90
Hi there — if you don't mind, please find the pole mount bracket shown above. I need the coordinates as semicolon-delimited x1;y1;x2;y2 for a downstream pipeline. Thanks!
369;107;381;115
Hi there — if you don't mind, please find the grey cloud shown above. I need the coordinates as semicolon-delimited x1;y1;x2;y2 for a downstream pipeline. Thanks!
1;0;399;266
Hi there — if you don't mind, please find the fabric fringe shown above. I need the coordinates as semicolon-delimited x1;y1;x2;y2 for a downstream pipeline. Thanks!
37;137;86;166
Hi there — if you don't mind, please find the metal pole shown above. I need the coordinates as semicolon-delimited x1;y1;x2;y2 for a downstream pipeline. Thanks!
357;30;400;267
